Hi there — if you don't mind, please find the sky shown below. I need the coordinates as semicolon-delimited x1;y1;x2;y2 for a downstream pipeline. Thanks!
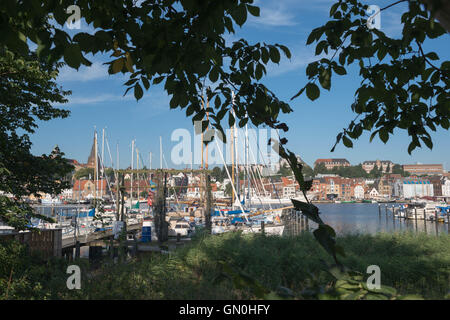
29;0;450;170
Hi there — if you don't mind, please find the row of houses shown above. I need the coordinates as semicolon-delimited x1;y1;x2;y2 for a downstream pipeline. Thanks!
313;158;444;175
278;174;450;201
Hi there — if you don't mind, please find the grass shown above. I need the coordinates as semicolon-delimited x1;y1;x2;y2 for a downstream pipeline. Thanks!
64;231;450;300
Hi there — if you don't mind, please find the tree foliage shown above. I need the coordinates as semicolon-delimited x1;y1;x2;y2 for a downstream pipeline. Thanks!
0;0;292;145
293;0;449;154
0;48;73;229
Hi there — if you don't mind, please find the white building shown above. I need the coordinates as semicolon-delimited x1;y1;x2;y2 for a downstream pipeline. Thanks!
401;180;434;198
354;185;365;199
282;186;296;199
368;188;379;198
442;178;450;197
213;190;225;199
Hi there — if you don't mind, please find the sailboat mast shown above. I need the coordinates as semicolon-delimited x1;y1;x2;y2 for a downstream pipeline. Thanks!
131;139;134;207
230;92;235;208
160;136;163;169
205;96;209;170
100;128;105;199
246;118;250;203
233;108;239;203
137;147;140;203
93;130;97;201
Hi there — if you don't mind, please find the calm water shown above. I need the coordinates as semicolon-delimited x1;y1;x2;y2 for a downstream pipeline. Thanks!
33;203;449;236
311;203;449;235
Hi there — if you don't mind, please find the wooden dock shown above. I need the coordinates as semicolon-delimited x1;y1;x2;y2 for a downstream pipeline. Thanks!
61;222;142;249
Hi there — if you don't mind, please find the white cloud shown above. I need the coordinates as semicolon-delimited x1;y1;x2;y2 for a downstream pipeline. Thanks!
248;1;298;27
266;45;326;77
57;61;109;82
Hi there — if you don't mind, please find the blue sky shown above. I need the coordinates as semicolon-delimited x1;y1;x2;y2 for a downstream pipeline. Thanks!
30;0;450;170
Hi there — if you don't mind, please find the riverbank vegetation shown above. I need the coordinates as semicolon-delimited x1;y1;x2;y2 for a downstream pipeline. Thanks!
2;231;448;300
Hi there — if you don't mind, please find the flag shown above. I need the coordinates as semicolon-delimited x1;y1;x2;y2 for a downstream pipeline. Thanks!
132;201;140;209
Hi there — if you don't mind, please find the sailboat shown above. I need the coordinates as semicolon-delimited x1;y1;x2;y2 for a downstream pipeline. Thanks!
205;93;286;236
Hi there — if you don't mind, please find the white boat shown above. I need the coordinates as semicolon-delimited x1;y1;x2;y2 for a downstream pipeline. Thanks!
242;225;285;236
40;195;62;205
168;220;193;237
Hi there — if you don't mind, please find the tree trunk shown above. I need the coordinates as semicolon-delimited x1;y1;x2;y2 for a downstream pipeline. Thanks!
205;173;212;234
154;170;168;242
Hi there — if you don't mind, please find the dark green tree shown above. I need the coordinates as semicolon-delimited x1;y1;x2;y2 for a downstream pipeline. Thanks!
0;49;73;229
74;167;94;180
313;163;328;176
278;164;292;177
224;183;233;197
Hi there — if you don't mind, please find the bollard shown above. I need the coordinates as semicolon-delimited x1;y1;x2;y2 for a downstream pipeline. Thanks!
176;233;181;243
435;211;439;236
392;206;396;230
261;221;265;235
447;211;450;234
414;208;418;233
424;209;427;234
75;241;80;259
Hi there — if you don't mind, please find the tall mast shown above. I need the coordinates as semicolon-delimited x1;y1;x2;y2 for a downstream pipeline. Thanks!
136;147;140;202
160;136;163;169
131;139;134;207
93;130;97;201
100;128;105;199
233;107;239;203
201;95;204;170
205;97;209;170
245;116;250;203
116;142;119;172
230;92;235;208
149;152;152;170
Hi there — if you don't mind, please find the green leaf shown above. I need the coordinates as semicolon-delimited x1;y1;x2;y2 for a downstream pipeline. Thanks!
134;83;143;101
333;65;347;75
342;136;353;148
306;83;320;101
232;4;247;26
291;199;322;224
64;44;83;69
269;46;281;64
425;52;439;60
246;4;260;17
112;58;124;74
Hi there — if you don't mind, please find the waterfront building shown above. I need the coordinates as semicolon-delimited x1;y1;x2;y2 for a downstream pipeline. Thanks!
442;178;450;197
353;185;365;199
395;178;434;198
368;188;380;199
312;178;328;200
402;164;443;175
72;179;107;200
